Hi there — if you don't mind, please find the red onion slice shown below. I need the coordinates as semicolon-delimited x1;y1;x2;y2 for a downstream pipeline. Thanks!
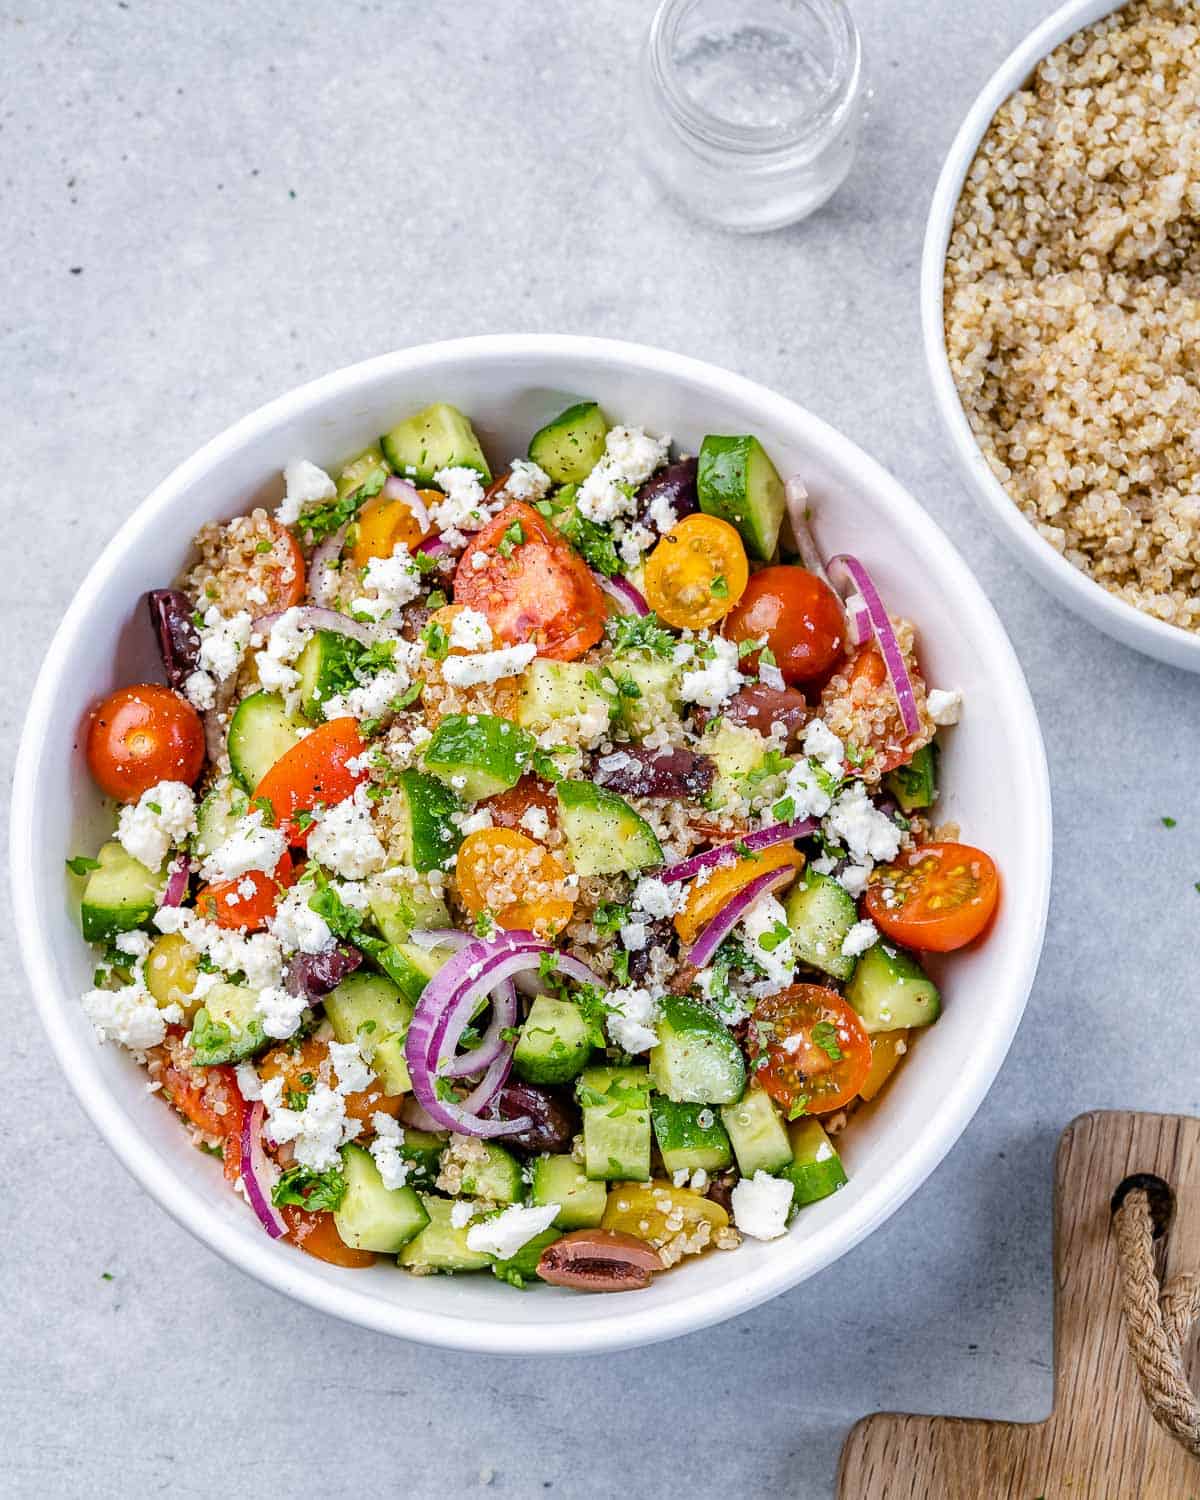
593;569;650;617
684;865;798;970
784;480;869;645
161;854;192;908
660;818;816;885
383;475;431;535
308;523;350;606
826;554;922;738
439;978;517;1079
407;927;471;952
399;1095;445;1133
416;534;456;559
252;605;378;647
240;1101;287;1239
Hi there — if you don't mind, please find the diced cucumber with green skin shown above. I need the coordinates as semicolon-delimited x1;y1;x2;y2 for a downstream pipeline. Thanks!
651;1098;733;1175
513;996;596;1085
884;741;939;814
514;659;611;737
703;720;772;810
337;444;389;500
371;941;452;1008
366;872;451;946
397;1195;492;1272
189;982;267;1066
388;768;462;873
697;433;786;561
720;1087;793;1176
422;713;535;802
779;1117;848;1207
396;1128;447;1187
648;995;746;1105
578;1065;652;1182
457;1142;526;1205
227;691;303;794
79;841;161;942
527;401;608;485
530;1155;609;1229
333;1143;430;1253
194;780;248;859
555;780;662;877
491;1227;561;1287
616;657;682;740
323;972;414;1095
786;869;859;982
294;630;368;723
845;942;941;1034
379;402;491;486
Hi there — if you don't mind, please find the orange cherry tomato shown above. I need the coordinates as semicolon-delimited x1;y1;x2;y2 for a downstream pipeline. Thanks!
155;1031;246;1181
748;985;872;1116
195;851;296;932
86;684;205;802
278;1203;375;1266
258;1036;403;1126
643;514;748;630
252;717;368;842
849;643;887;690
722;565;845;685
455;827;575;937
350;490;434;568
485;776;558;834
453;502;606;662
865;842;1000;952
674;843;804;947
263;520;308;610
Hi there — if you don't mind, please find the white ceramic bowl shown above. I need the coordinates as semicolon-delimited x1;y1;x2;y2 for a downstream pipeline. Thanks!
922;0;1200;674
11;335;1051;1354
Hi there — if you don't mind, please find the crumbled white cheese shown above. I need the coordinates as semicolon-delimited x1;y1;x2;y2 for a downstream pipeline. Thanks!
517;805;550;842
841;919;880;958
82;981;180;1051
153;905;284;990
278;459;336;525
197;606;252;682
646;486;678;535
803;719;846;779
369;1112;410;1189
617;521;656;569
632;875;685;920
261;1076;361;1171
254;984;307;1040
825;781;902;865
731;1170;793;1241
441;642;537;688
351;543;422;623
199;808;286;884
266;885;334;955
502;459;551;503
307;784;387;880
183;669;216;711
619;920;647;952
253;607;314;710
116;781;197;873
739;892;795;995
448;607;493;653
235;1061;263;1101
450;1200;478;1229
465;1202;561;1260
926;687;962;726
430;466;489;546
322;666;410;722
777;756;836;822
577;425;670;523
759;661;787;692
837;863;872;899
680;636;744;711
328;1039;374;1095
605;986;660;1054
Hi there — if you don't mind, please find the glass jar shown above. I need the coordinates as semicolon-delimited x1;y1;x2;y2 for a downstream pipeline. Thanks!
636;0;865;233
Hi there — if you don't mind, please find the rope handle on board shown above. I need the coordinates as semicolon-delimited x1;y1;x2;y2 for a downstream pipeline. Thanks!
1111;1175;1200;1457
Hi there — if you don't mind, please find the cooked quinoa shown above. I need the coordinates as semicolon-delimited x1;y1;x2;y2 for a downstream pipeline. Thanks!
944;0;1200;633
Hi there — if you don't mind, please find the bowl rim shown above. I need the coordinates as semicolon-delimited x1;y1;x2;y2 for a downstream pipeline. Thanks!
11;334;1053;1354
920;0;1200;673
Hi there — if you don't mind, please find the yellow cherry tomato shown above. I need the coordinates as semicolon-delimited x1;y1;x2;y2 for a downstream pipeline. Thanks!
674;843;804;946
858;1028;911;1102
144;932;204;1019
602;1181;729;1260
643;514;749;630
349;488;436;567
455;827;575;938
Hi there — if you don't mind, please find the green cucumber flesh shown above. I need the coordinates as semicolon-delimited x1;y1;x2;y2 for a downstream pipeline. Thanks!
189;982;267;1065
294;630;368;723
397;1196;492;1272
194;780;248;860
513;996;595;1085
578;1065;651;1182
884;741;939;813
529;1155;608;1229
844;942;941;1034
390;768;462;873
648;995;746;1105
458;1142;525;1205
651;1097;733;1174
422;713;535;802
555;780;662;877
333;1143;430;1253
365;872;451;946
227;692;303;794
615;657;682;740
697;433;786;561
527;401;609;485
322;972;414;1095
337;445;389;500
396;1128;447;1186
720;1086;793;1176
785;869;859;982
79;841;161;942
380;403;490;486
491;1227;561;1287
514;659;611;737
779;1117;848;1207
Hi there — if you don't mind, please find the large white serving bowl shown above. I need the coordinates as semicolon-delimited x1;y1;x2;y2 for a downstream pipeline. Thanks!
922;0;1200;674
11;335;1051;1355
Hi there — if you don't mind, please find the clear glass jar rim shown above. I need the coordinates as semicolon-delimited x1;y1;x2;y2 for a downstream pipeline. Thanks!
647;0;862;157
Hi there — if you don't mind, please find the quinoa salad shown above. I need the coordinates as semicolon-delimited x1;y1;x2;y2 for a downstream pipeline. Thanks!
944;0;1200;635
70;398;999;1290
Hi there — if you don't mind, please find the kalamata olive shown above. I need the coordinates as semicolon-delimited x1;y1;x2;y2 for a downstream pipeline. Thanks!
284;945;362;1000
592;745;715;799
496;1081;579;1154
637;457;698;532
537;1229;662;1291
626;917;675;985
146;589;201;691
719;683;810;747
705;1170;739;1216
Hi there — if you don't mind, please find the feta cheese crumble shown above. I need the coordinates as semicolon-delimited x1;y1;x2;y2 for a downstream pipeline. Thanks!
369;1113;411;1190
430;466;489;546
116;781;196;872
307;785;387;880
824;781;902;866
501;459;551;503
577;425;670;524
731;1170;793;1241
841;918;880;958
197;606;252;682
604;986;660;1054
465;1202;561;1260
448;607;493;653
680;636;744;711
926;687;963;726
351;543;422;623
277;459;336;526
267;884;335;955
632;875;685;921
252;607;314;711
738;892;796;996
328;1038;374;1095
254;984;308;1040
261;1076;361;1171
199;809;287;884
441;642;537;688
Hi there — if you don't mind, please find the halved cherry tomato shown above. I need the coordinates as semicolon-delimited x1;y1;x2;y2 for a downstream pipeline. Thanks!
453;502;606;662
195;851;296;931
258;1036;403;1126
748;985;872;1116
849;643;886;690
865;841;999;952
279;1204;375;1267
485;776;558;834
643;514;748;630
86;684;205;802
262;520;308;610
156;1031;246;1181
722;565;845;684
674;843;804;946
252;717;367;842
350;490;435;567
455;827;575;937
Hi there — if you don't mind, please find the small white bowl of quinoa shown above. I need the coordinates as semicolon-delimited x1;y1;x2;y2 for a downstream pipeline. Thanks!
923;0;1200;672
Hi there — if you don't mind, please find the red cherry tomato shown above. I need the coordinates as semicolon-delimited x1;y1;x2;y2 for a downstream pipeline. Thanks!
747;985;872;1116
86;684;205;802
156;1031;246;1182
453;502;606;662
253;717;367;842
723;565;845;685
195;851;296;932
279;1204;375;1267
485;776;558;835
865;842;1000;952
261;521;307;611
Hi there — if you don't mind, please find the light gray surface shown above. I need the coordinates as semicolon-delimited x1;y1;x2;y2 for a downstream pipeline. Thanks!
2;2;1197;1496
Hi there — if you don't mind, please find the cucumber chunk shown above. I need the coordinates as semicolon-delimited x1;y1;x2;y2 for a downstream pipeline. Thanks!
651;1097;733;1175
720;1086;793;1176
513;995;596;1085
779;1117;848;1207
514;659;612;738
697;433;786;561
422;713;535;802
458;1142;525;1205
380;402;490;486
395;1128;448;1186
190;982;267;1065
845;942;941;1033
387;768;462;873
703;720;773;810
371;941;452;1008
491;1227;562;1287
578;1065;651;1182
323;972;414;1095
227;691;303;793
80;841;161;942
333;1143;430;1253
337;444;389;499
615;657;682;740
194;779;248;859
396;1195;492;1272
529;1155;608;1229
884;742;939;814
555;780;662;877
785;869;859;982
527;401;608;485
365;871;451;945
294;630;368;723
648;995;746;1105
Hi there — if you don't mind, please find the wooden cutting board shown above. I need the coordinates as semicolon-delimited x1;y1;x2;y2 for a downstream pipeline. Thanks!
837;1112;1200;1498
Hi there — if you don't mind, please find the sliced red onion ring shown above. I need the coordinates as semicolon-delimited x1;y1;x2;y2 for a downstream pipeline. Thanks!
252;605;378;647
783;480;869;645
684;865;798;970
660;818;816;885
826;554;922;738
308;522;350;606
439;979;517;1079
407;927;471;952
383;475;431;535
161;854;192;908
240;1101;287;1239
399;1095;445;1132
416;534;456;559
593;569;649;617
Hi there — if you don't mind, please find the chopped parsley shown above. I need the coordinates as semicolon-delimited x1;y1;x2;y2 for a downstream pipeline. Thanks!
300;471;385;546
421;620;450;661
1162;815;1177;828
811;1020;843;1062
605;611;677;659
66;855;101;877
497;519;526;557
271;1163;347;1212
757;921;792;954
710;575;729;598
